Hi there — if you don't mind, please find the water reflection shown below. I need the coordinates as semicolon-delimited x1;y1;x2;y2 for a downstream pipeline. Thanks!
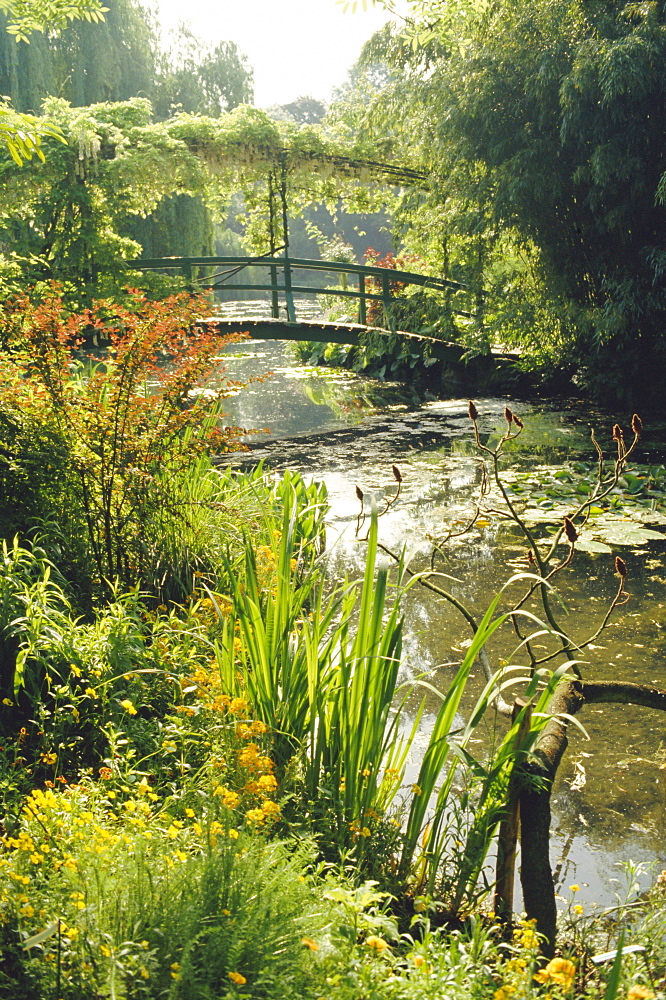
216;339;422;440
218;339;666;907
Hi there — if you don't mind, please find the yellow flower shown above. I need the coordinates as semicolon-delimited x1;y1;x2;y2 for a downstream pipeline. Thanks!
412;784;423;796
214;787;240;809
627;988;655;1000
119;699;137;715
229;698;248;716
228;971;247;984
534;958;576;990
569;884;580;893
573;904;584;915
514;918;539;950
302;937;319;951
365;936;389;951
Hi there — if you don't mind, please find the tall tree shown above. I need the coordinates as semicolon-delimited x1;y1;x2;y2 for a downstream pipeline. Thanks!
0;0;107;162
364;0;666;400
0;0;154;111
152;23;253;120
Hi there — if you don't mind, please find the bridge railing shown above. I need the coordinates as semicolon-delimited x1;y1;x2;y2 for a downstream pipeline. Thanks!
129;255;472;329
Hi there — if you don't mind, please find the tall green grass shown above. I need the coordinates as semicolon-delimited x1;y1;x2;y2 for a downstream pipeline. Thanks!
219;514;581;910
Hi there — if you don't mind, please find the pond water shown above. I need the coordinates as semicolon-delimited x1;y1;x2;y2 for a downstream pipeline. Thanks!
215;338;666;911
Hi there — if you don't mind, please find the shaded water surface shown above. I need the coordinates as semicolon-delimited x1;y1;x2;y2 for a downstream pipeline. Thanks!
217;339;666;908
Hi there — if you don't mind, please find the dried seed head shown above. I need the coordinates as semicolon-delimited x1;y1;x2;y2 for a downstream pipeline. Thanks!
527;549;535;564
615;555;627;579
355;485;364;503
631;413;643;436
513;414;524;430
392;465;402;484
504;406;514;426
564;516;578;544
612;423;624;443
468;399;478;422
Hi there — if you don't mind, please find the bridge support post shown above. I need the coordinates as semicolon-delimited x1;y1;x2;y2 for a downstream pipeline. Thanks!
283;256;297;323
358;274;367;325
382;271;396;332
270;264;280;319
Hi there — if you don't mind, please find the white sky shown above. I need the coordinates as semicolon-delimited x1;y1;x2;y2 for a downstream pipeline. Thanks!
151;0;402;108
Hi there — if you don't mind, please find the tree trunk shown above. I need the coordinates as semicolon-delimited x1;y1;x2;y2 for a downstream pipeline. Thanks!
519;676;666;953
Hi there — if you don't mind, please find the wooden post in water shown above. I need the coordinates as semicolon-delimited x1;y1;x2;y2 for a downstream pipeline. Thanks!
358;273;367;325
494;697;532;923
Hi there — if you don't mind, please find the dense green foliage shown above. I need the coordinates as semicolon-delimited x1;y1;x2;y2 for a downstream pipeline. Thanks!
2;0;666;990
0;0;255;259
0;0;105;42
152;24;253;120
0;0;252;118
0;95;411;298
0;285;662;992
0;286;252;602
350;0;666;400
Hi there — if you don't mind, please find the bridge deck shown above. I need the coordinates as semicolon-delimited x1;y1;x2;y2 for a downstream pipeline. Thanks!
200;316;468;363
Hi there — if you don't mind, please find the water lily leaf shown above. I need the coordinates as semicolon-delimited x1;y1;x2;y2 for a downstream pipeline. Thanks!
575;537;613;554
596;524;665;546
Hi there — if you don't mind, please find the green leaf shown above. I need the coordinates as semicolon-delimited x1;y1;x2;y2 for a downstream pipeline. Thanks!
21;921;59;950
603;931;625;1000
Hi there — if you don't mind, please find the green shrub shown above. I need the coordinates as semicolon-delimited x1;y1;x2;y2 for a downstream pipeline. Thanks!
0;286;250;603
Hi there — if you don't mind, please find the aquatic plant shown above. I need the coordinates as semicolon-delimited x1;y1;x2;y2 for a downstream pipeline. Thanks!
357;404;666;950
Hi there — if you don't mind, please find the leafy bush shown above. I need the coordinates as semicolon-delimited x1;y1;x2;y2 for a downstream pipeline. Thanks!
0;286;251;603
0;781;332;1000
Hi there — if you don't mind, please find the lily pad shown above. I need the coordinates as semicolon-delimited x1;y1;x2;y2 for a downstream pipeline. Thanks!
595;524;666;546
575;537;613;554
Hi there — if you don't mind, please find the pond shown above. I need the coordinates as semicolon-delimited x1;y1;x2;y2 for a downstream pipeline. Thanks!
215;338;666;912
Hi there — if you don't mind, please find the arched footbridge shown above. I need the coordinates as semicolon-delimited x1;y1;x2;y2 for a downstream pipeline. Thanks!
131;254;481;365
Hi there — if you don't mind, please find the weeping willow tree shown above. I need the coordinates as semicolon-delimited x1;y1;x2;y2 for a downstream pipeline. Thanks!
0;97;425;296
